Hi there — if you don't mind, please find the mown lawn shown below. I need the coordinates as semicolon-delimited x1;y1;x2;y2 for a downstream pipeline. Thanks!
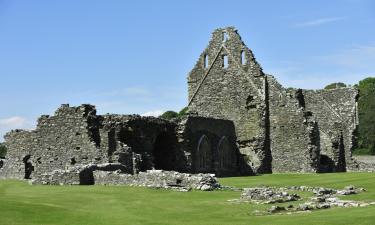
1;173;375;225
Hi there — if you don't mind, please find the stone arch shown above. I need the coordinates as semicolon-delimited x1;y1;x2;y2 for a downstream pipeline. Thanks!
153;132;175;170
196;135;212;172
217;136;235;170
22;155;34;179
319;131;335;172
319;131;346;172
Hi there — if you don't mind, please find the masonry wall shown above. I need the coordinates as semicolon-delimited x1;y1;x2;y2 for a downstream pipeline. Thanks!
98;114;182;172
177;116;245;176
2;104;105;179
303;88;359;172
0;104;184;180
187;27;271;174
267;76;320;173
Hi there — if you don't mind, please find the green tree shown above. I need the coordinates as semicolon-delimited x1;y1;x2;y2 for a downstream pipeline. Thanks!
0;143;6;158
159;107;189;120
178;107;188;117
357;77;375;154
159;111;179;120
324;82;347;90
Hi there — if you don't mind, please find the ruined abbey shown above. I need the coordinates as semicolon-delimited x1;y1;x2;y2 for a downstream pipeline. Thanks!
0;27;366;185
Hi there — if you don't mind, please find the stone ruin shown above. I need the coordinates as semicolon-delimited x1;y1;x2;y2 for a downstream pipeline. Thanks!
0;27;371;187
187;27;361;174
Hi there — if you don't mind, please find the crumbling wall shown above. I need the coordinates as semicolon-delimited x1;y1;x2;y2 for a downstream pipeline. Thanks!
303;88;358;172
267;76;320;173
1;130;38;179
1;104;185;181
2;104;105;179
187;27;271;174
177;116;245;176
99;114;182;172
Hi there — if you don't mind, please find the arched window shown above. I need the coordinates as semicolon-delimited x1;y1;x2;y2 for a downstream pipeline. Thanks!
241;50;246;65
222;31;228;42
196;135;212;172
222;55;228;69
204;54;208;69
217;136;234;170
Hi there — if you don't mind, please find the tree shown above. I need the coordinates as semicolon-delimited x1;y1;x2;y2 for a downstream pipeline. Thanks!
178;107;188;117
159;107;189;120
159;111;179;120
0;143;6;158
357;77;375;154
324;82;347;90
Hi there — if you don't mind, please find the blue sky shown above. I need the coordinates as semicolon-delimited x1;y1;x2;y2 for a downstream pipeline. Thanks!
0;0;374;141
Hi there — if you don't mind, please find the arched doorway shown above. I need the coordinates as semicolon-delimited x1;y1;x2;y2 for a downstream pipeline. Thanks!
319;154;334;173
196;135;212;173
153;132;175;170
23;155;34;179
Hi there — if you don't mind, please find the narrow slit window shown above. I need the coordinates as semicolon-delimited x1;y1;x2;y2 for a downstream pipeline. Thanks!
204;54;208;68
223;55;228;68
223;32;228;42
241;50;246;65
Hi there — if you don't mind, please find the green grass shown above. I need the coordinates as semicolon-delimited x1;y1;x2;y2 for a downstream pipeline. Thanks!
1;173;375;225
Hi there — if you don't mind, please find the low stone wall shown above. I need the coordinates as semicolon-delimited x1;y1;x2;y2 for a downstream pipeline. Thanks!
93;170;219;191
31;163;220;191
32;169;81;185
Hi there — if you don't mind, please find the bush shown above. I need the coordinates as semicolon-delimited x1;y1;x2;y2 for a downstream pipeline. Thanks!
0;143;7;158
353;148;375;156
178;107;188;117
159;111;179;120
357;77;375;155
159;107;189;120
324;82;347;90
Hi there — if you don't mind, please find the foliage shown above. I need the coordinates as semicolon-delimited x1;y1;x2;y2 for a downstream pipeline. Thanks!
352;148;373;156
0;143;6;158
1;173;375;224
357;77;375;155
159;107;189;120
159;111;179;120
178;107;188;117
324;82;347;90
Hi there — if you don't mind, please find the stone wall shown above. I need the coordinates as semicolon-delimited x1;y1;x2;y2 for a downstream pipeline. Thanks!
32;166;220;191
187;27;271;174
186;27;359;173
267;76;320;173
177;116;247;176
98;114;181;172
303;88;359;172
2;104;105;179
0;27;364;181
0;104;244;182
0;104;184;180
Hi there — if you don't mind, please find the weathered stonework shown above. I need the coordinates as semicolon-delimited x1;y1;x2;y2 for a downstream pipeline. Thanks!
187;27;270;173
0;27;369;185
303;88;359;172
0;104;242;182
187;27;360;174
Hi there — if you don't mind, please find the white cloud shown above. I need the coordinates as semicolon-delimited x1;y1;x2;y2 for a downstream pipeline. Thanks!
0;116;34;142
0;116;27;128
141;110;165;117
294;17;345;28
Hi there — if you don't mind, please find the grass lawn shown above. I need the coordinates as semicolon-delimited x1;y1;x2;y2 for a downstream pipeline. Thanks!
1;173;375;225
